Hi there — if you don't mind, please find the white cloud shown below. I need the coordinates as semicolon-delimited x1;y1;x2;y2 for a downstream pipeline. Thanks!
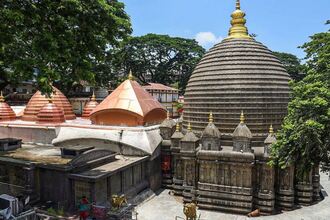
195;32;222;48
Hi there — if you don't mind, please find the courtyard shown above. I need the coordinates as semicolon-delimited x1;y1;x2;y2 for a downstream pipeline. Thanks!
136;171;330;220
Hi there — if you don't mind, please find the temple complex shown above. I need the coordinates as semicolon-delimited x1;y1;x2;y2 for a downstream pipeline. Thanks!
160;0;321;215
0;0;324;218
0;74;166;212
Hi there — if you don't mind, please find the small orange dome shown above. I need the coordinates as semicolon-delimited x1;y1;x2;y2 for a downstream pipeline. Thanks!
37;101;65;124
82;93;98;118
0;92;16;121
90;72;166;126
22;87;76;121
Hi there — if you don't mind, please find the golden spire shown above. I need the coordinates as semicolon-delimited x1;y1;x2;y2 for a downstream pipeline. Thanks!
128;70;134;80
91;90;96;101
227;0;251;39
187;122;192;132
209;111;213;123
0;91;4;102
236;0;241;9
176;123;180;132
269;124;274;134
48;97;53;103
240;110;245;124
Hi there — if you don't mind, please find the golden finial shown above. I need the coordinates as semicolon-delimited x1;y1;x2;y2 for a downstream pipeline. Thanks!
176;123;180;132
236;0;241;10
0;91;4;102
48;97;53;103
209;111;213;123
227;0;252;39
269;124;274;134
187;122;192;132
91;90;96;101
240;110;245;124
128;70;134;80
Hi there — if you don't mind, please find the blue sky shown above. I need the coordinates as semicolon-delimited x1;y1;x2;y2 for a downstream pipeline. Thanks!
120;0;329;59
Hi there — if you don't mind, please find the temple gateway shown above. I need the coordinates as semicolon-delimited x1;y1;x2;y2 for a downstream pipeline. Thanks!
0;0;322;217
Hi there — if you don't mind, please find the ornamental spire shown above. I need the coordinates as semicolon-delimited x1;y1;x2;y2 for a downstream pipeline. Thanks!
236;0;240;10
187;122;192;132
128;70;134;80
0;91;4;102
227;0;251;39
91;90;96;101
240;110;245;124
209;111;213;123
176;123;180;132
269;124;274;134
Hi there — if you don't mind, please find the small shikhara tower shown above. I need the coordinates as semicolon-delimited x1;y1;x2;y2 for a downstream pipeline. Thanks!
160;0;321;216
0;91;16;121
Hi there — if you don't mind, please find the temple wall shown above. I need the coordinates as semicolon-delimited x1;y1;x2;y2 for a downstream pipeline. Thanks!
0;126;56;144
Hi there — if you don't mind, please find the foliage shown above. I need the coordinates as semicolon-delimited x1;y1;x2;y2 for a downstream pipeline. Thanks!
270;26;330;175
0;0;131;95
113;33;205;93
273;51;304;81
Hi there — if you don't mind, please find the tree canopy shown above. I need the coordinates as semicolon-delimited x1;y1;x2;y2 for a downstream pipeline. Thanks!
113;33;205;93
0;0;131;95
273;51;304;81
270;25;330;175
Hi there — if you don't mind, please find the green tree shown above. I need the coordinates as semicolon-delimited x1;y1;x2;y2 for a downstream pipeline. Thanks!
273;51;304;81
113;34;205;93
0;0;131;95
270;25;330;175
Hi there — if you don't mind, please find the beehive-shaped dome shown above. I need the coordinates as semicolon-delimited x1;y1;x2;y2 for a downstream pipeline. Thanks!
22;87;76;121
183;1;290;147
90;72;167;126
0;92;16;121
37;101;65;124
82;93;98;118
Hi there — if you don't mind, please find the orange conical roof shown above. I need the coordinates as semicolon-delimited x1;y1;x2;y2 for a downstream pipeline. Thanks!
22;87;76;121
0;92;16;121
37;100;65;124
90;75;166;126
82;92;98;118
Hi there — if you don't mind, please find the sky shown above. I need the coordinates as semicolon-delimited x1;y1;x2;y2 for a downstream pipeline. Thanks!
120;0;330;59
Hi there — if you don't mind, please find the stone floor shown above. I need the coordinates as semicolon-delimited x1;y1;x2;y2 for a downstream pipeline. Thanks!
135;172;330;220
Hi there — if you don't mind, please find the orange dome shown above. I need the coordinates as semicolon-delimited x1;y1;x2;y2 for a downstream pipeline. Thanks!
82;93;98;118
22;87;76;121
0;92;16;121
37;101;65;124
90;74;166;126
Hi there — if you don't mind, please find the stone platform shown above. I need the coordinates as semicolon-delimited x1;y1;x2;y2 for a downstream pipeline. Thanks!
135;171;330;220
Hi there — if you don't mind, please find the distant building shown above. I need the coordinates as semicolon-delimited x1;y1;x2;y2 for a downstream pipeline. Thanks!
142;83;179;117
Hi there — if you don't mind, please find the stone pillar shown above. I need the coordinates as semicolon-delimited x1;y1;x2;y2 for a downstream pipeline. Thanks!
312;165;321;202
276;166;295;210
180;125;199;203
295;169;313;206
159;116;176;188
256;159;275;215
171;124;184;195
23;166;35;197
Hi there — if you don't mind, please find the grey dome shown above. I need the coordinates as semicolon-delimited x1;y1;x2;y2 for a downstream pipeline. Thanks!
183;38;290;147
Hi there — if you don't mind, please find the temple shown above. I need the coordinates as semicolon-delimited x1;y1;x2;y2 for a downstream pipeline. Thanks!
160;0;321;215
0;0;323;217
0;74;166;211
